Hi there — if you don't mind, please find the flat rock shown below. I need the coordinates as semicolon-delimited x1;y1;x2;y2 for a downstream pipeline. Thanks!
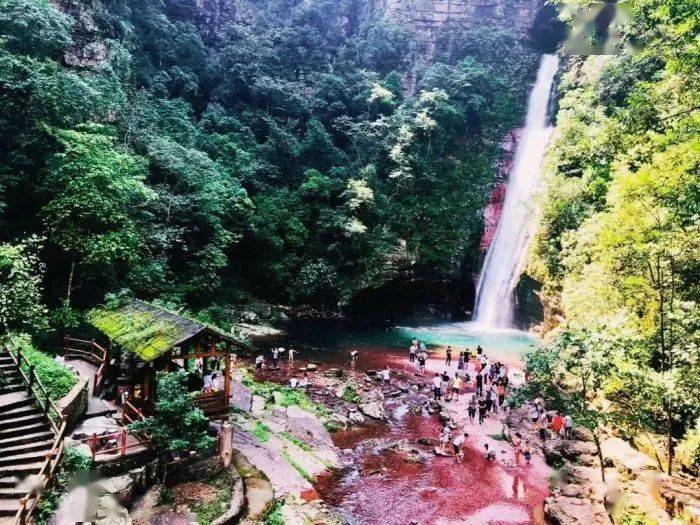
655;474;700;523
231;380;252;412
251;395;266;416
544;495;609;524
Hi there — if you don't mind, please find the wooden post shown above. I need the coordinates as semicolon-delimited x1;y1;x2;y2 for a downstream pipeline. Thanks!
64;336;70;357
224;352;231;398
91;433;98;459
28;364;35;394
44;393;50;415
120;428;127;456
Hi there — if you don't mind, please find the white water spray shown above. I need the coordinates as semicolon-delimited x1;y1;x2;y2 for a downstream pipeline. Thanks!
473;54;559;329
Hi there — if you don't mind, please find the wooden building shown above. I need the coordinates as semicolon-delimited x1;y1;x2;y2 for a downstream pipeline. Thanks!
88;299;244;421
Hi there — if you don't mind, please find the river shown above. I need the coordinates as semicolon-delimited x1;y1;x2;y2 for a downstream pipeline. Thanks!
271;320;550;525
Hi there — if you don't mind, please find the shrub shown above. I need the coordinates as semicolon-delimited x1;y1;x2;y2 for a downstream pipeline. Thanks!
9;334;76;399
341;386;359;403
129;371;215;456
252;421;271;442
264;501;285;525
677;419;700;476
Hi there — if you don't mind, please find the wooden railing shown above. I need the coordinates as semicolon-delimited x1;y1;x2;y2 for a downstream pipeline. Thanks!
121;398;147;425
74;428;151;460
13;420;68;525
64;336;108;396
8;348;64;434
193;391;228;420
6;348;68;525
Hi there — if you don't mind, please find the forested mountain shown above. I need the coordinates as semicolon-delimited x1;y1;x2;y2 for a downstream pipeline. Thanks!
526;0;700;474
0;0;540;322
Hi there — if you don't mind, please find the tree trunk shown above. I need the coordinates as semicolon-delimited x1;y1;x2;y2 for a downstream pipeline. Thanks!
66;258;76;306
666;398;674;475
593;432;606;482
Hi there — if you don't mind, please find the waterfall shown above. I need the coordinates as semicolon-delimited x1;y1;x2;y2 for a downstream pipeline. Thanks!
473;54;559;329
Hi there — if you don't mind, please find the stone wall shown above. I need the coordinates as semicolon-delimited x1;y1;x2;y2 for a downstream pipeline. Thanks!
57;379;88;430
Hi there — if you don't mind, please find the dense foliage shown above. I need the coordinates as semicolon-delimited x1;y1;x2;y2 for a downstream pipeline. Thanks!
8;333;76;399
529;0;699;473
129;370;216;455
0;0;538;318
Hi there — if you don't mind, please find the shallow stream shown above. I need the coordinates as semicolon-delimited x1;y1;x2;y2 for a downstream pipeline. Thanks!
275;320;550;525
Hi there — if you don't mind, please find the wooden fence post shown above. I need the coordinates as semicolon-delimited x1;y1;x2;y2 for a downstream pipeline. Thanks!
28;365;35;394
121;428;127;456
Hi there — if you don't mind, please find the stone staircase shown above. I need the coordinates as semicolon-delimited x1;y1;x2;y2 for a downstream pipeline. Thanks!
0;350;60;523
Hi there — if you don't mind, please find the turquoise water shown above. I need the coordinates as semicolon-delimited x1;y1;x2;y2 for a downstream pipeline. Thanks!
284;319;540;368
396;321;539;357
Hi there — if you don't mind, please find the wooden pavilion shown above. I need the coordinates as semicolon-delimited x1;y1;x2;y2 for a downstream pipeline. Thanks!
87;299;245;421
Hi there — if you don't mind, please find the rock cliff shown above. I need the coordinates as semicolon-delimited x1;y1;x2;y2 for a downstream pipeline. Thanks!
380;0;543;41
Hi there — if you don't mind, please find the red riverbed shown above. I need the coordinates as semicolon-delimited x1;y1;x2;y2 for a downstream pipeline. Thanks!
315;402;548;525
256;329;550;525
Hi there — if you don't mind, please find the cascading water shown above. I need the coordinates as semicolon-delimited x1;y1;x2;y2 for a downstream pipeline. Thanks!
473;54;559;329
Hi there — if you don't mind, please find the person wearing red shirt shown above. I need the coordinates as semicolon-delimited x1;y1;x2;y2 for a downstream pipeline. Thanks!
551;411;564;434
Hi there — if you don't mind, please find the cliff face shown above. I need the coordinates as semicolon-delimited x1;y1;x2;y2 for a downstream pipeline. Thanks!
52;0;110;67
186;0;544;44
380;0;542;40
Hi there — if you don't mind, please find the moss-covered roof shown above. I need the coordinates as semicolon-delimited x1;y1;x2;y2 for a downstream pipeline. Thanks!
88;299;237;362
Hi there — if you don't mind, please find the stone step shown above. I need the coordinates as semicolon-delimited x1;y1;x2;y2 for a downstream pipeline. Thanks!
0;450;54;468
0;430;54;448
0;461;45;477
0;414;45;431
0;479;18;490
0;422;50;440
0;498;19;517
0;488;24;500
1;439;55;457
2;383;27;394
0;412;46;433
0;406;40;420
0;395;33;414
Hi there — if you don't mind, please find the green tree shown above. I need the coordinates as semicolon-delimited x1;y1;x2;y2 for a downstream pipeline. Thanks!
43;125;154;300
129;371;215;458
0;236;47;336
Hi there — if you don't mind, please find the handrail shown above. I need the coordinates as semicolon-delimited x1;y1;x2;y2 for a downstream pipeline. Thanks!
13;419;68;525
8;349;64;434
73;428;151;459
64;336;108;395
121;399;147;425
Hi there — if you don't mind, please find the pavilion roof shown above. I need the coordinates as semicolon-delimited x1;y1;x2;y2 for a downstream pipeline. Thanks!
88;299;240;362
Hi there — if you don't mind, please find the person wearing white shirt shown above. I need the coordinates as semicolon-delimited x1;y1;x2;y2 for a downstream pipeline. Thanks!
452;432;468;461
432;374;442;400
381;366;390;384
203;373;213;393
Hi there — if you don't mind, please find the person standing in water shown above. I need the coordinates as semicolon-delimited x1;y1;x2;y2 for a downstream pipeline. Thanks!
476;372;483;396
468;394;477;422
432;373;443;400
417;352;427;376
522;440;532;465
288;348;298;363
350;350;359;367
452;431;468;462
409;342;417;363
512;432;523;465
445;346;452;366
451;372;462;401
381;366;391;385
478;395;488;424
